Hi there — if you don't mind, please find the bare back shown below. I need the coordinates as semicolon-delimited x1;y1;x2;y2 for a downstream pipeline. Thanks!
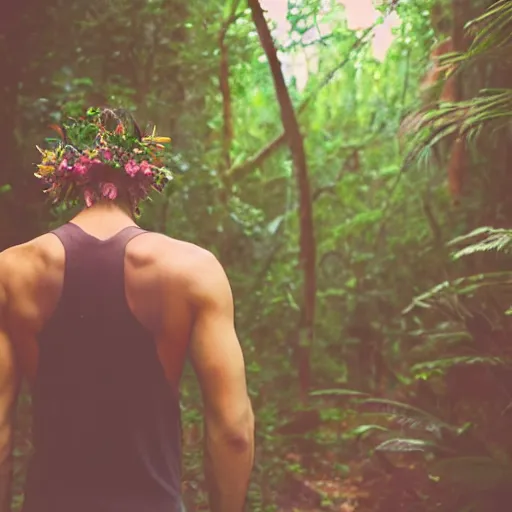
4;223;208;391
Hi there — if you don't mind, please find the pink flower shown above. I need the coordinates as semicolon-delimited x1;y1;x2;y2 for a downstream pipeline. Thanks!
59;159;69;171
124;159;140;177
73;163;88;175
84;189;94;208
102;149;113;161
140;161;153;176
72;155;92;175
101;182;118;200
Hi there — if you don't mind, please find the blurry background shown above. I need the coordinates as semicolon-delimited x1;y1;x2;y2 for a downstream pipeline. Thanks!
2;0;512;510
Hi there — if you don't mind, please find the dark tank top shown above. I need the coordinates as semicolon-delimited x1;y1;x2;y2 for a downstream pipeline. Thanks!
23;223;183;512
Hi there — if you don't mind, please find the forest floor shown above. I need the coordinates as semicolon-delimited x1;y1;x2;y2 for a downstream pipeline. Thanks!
279;475;365;511
277;453;432;512
276;458;371;512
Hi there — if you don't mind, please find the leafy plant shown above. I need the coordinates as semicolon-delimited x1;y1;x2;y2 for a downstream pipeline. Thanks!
347;221;512;510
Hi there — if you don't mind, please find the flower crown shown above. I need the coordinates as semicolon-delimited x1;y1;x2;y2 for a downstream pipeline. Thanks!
35;107;172;211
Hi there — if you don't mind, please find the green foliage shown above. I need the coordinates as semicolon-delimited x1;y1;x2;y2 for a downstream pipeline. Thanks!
326;218;512;510
404;0;512;178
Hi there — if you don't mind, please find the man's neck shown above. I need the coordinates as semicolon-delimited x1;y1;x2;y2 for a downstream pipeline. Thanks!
71;202;137;234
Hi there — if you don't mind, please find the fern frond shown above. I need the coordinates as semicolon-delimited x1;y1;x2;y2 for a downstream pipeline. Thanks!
401;0;512;169
412;356;510;379
448;226;506;245
347;424;389;439
310;389;370;399
359;398;457;436
404;271;512;314
403;90;512;167
453;234;512;259
449;227;512;259
375;437;453;453
466;0;512;54
409;330;472;342
408;331;473;361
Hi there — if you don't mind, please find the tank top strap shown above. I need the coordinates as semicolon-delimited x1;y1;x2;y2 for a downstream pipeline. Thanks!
49;223;150;311
50;222;89;249
105;225;149;248
51;223;148;249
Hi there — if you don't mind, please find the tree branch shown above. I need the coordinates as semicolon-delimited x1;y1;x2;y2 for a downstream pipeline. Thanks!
225;19;382;179
226;132;287;178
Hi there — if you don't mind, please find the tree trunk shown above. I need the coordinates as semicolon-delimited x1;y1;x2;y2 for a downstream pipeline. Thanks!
248;0;317;401
0;0;43;249
219;10;238;170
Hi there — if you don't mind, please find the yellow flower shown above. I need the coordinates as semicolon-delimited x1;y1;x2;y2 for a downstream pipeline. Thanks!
36;164;55;176
36;146;56;164
142;136;171;144
143;126;171;144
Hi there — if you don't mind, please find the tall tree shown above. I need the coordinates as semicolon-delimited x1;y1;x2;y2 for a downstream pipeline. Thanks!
0;0;50;249
248;0;317;400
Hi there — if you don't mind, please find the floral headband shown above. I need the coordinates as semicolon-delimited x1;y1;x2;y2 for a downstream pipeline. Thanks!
35;107;172;212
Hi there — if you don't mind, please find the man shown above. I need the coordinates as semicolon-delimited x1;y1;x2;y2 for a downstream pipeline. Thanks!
0;108;254;512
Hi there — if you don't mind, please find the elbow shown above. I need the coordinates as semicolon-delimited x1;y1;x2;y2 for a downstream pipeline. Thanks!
225;410;254;453
208;404;254;453
223;430;252;454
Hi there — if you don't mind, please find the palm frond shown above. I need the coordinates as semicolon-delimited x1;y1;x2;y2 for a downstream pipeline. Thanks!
448;226;512;259
412;356;511;379
375;437;453;453
403;89;512;167
310;389;370;399
466;0;512;54
404;271;512;314
359;398;457;435
403;0;512;168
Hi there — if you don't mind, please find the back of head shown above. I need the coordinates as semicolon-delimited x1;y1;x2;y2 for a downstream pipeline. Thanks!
35;107;173;215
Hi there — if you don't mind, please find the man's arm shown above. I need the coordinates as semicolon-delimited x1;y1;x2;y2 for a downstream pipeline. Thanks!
0;277;18;512
188;251;254;512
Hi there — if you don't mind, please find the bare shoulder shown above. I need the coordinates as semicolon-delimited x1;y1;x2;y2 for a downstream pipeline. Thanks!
0;242;36;286
134;232;221;271
135;233;230;301
0;233;62;291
